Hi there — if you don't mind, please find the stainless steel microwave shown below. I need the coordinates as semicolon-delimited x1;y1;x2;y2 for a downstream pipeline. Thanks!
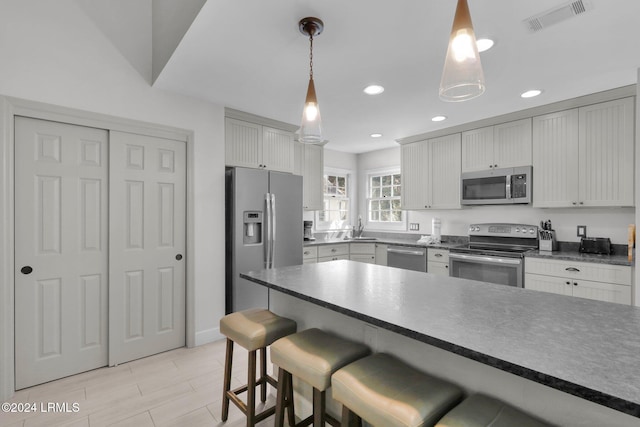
461;166;532;205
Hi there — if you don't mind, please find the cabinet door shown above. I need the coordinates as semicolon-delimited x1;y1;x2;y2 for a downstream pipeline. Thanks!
225;118;262;168
578;97;635;207
428;262;449;276
375;244;388;266
262;127;294;173
532;109;579;207
303;144;324;210
461;126;494;172
493;118;532;169
430;134;461;209
401;141;431;209
571;279;631;305
293;141;304;176
350;254;376;264
525;273;571;296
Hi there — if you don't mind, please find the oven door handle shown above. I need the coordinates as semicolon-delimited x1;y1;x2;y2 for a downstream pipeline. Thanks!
449;253;522;265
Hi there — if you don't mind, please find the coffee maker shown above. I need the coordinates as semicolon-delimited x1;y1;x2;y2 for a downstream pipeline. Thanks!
303;220;315;241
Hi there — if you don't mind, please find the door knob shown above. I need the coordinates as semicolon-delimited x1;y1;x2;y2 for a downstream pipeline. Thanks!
175;254;183;261
21;266;33;275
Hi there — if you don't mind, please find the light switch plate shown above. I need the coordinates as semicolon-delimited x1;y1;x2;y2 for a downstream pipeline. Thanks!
577;225;587;237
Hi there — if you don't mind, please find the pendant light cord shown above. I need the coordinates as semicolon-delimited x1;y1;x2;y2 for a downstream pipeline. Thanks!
309;32;314;79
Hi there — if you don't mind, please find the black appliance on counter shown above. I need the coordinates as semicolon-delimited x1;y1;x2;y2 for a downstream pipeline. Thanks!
449;223;539;288
579;237;613;255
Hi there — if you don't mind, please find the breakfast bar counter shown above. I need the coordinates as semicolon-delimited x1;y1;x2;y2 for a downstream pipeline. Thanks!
241;260;640;424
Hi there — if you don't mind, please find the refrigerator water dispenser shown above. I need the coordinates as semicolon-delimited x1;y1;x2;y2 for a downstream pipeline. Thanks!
243;211;262;245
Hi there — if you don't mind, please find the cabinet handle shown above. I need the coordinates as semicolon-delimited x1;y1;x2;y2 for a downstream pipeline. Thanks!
445;265;449;269
579;202;584;205
494;164;498;168
573;282;578;286
304;251;310;255
565;267;580;272
435;253;443;257
566;281;571;285
572;201;577;205
489;165;493;168
331;248;337;252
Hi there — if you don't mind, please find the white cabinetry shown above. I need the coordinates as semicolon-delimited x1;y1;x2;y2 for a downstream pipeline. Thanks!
427;249;449;276
294;142;324;211
401;134;461;210
525;258;631;305
533;98;634;208
461;119;532;172
375;244;388;266
317;244;349;262
303;246;318;264
225;117;295;173
349;243;376;264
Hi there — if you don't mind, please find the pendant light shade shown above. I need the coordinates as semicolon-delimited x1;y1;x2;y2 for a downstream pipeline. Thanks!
299;17;324;144
439;0;485;102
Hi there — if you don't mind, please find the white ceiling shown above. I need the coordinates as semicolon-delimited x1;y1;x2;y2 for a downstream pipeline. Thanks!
152;0;640;153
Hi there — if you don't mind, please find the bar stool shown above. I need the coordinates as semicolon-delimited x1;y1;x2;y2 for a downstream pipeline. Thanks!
332;353;463;427
434;394;552;427
220;308;297;426
271;328;370;427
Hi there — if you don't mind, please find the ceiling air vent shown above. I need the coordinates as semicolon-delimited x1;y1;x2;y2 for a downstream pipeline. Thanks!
523;0;594;33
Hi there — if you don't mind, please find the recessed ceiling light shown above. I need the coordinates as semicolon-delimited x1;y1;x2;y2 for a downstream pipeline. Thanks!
431;115;447;122
364;85;385;95
476;38;495;52
521;89;542;98
370;133;383;138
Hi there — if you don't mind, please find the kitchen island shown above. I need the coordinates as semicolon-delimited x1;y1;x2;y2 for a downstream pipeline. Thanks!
241;260;640;426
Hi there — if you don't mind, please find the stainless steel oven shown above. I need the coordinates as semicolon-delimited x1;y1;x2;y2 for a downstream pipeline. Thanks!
449;223;538;287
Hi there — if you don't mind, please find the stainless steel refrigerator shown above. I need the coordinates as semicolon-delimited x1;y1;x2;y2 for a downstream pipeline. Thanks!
225;167;303;313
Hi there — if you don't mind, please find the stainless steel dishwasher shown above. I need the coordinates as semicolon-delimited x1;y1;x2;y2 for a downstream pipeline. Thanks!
386;245;427;272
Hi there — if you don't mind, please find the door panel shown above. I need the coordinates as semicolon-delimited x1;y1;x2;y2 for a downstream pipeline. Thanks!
109;131;186;365
269;171;302;268
15;117;108;389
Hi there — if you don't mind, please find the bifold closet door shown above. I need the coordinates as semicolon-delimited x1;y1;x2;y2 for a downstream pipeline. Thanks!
108;131;186;365
14;117;109;389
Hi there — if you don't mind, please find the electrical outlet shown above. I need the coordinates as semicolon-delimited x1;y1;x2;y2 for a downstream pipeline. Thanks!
363;324;378;351
409;223;419;231
577;225;587;237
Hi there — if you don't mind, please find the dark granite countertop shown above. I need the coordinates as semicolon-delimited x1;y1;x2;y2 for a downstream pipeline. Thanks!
525;250;633;266
241;261;640;418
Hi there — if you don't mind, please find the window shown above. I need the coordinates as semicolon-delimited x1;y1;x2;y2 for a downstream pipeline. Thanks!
368;172;402;223
317;173;350;229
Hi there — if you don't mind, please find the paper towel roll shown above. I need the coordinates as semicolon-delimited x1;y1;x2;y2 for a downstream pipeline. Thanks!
432;218;441;239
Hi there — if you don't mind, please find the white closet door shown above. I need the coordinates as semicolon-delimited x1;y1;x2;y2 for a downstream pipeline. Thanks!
14;117;108;389
109;131;186;365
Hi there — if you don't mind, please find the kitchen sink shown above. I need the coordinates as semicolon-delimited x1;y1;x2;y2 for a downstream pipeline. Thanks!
345;237;378;241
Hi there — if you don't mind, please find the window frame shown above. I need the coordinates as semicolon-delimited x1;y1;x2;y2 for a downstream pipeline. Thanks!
315;168;353;231
364;168;406;231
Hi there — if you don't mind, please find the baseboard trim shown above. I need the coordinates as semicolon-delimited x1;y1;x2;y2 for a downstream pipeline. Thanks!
195;327;223;346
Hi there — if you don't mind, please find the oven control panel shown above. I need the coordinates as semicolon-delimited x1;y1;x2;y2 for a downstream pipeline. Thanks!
469;223;538;238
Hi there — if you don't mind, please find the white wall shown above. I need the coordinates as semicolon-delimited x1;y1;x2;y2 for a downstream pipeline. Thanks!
0;0;225;342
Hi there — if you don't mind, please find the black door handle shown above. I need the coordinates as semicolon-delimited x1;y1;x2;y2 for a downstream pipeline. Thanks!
21;266;33;275
175;254;183;261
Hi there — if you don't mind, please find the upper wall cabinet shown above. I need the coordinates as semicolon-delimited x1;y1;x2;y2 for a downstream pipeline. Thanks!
461;118;532;172
533;97;635;208
401;133;461;210
225;118;295;173
294;142;324;210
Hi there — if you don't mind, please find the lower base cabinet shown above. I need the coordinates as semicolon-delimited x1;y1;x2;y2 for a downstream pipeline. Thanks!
350;243;376;264
427;249;449;276
375;244;387;266
525;258;631;305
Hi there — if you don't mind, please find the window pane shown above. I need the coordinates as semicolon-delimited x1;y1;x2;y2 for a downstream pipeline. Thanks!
337;177;345;188
393;185;401;197
328;176;336;185
370;200;380;211
382;175;391;186
392;210;402;221
381;211;390;221
372;188;380;198
340;211;347;221
381;200;390;210
393;174;401;185
392;199;401;209
372;176;380;187
381;186;391;197
371;211;379;221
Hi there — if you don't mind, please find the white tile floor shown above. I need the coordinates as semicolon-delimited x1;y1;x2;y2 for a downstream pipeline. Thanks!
0;340;284;427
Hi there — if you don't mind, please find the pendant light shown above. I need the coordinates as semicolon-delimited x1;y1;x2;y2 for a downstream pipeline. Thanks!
298;17;324;144
439;0;485;102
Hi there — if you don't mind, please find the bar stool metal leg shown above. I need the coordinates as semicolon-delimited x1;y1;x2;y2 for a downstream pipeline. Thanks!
221;338;234;422
341;406;362;427
260;347;267;403
247;350;257;426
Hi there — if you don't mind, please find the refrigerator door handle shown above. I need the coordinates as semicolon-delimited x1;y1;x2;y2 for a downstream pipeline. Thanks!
264;193;272;269
270;193;276;268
